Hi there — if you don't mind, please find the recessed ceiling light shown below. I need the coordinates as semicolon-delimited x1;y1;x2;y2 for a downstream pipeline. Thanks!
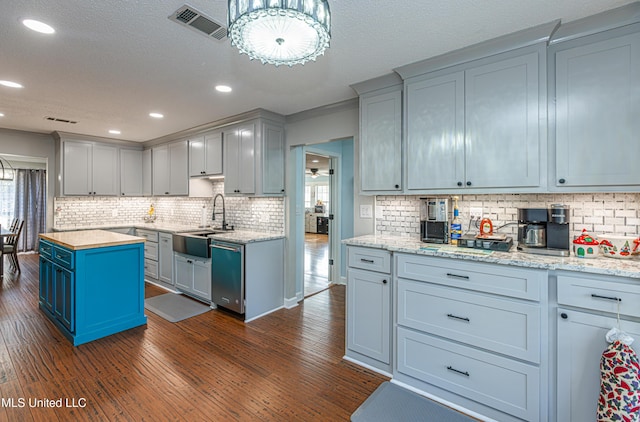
149;112;164;119
312;159;319;163
0;80;23;88
22;19;55;34
215;85;232;93
0;113;4;117
109;130;121;135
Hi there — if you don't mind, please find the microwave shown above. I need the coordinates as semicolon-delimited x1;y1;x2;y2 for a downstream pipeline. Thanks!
420;220;449;244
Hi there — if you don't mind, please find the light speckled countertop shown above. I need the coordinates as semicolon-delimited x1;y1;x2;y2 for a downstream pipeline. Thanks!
343;235;640;279
52;223;284;244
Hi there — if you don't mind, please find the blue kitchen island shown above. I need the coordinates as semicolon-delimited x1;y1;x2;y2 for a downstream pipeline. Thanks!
38;230;147;346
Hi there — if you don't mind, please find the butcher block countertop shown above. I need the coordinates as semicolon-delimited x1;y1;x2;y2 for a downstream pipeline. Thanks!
39;229;145;250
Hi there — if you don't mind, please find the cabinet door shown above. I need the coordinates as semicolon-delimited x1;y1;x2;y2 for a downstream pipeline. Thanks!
347;268;391;364
174;254;193;291
555;32;640;187
360;90;402;192
158;233;173;285
92;143;119;195
189;136;206;176
169;141;189;195
142;149;152;196
152;145;170;195
223;129;240;194
192;259;211;300
63;141;92;195
465;52;540;188
39;257;54;313
204;132;223;176
224;124;255;194
557;309;640;422
54;266;75;333
406;72;464;190
120;149;143;196
261;123;284;194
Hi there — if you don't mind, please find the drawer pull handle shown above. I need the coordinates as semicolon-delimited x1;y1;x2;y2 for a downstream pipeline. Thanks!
591;294;622;302
447;314;470;322
446;366;469;377
360;258;375;264
446;273;469;280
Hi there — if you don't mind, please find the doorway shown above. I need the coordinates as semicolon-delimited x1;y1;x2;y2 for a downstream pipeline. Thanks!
304;152;332;296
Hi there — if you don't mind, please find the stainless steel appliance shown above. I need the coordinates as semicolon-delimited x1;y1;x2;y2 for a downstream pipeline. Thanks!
420;198;450;243
517;205;570;256
211;240;245;315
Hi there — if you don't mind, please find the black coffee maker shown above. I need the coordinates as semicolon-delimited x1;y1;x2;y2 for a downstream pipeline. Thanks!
517;205;570;256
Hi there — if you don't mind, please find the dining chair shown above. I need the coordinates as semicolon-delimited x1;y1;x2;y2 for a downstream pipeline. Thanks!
9;218;18;232
2;220;24;273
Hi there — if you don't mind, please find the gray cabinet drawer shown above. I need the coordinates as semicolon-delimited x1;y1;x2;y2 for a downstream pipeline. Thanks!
397;327;540;422
398;279;541;362
557;274;640;318
144;242;159;261
348;246;391;274
396;254;544;301
136;229;158;243
144;258;158;279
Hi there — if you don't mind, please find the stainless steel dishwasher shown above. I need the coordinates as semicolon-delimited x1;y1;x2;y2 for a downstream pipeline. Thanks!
210;240;245;314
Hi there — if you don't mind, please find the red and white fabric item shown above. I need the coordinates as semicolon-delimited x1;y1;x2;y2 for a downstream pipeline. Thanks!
597;328;640;422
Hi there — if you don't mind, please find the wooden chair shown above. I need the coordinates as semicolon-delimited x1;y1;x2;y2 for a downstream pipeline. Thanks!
2;220;24;273
9;218;19;232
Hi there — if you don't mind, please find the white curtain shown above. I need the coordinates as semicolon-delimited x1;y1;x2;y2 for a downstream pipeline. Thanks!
13;169;46;252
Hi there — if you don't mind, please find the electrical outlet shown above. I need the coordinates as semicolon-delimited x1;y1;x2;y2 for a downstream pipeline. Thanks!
470;207;483;220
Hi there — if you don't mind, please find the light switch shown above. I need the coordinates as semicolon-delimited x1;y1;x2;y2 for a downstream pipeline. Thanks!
360;204;373;219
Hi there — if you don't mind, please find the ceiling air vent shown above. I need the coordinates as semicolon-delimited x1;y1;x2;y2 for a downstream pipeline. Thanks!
169;5;227;41
44;116;78;124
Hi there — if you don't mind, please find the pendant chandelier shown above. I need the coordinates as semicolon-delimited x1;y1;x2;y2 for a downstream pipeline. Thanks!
0;156;14;181
227;0;331;67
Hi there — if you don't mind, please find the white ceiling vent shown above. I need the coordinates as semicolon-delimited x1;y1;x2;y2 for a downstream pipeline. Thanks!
169;5;227;41
44;116;77;124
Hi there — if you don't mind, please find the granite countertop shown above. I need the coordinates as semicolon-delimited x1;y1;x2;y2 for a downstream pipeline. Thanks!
52;223;284;244
343;235;640;279
40;230;145;250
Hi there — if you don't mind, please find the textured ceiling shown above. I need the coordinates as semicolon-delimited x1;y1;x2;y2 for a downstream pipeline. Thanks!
0;0;634;142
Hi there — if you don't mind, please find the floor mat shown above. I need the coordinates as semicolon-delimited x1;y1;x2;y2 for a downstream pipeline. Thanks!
351;382;476;422
144;293;211;322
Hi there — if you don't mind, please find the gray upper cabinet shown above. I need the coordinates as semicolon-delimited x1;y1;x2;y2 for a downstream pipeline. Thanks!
405;48;542;192
120;148;143;196
223;118;285;196
552;28;640;190
189;131;223;177
359;88;403;192
152;140;189;196
62;140;119;196
142;149;152;196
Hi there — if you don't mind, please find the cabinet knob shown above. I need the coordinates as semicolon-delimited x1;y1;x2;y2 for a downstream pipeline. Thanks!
121;193;125;196
394;184;400;189
457;181;463;187
466;181;472;186
560;312;568;320
165;192;170;195
558;178;566;184
382;279;388;284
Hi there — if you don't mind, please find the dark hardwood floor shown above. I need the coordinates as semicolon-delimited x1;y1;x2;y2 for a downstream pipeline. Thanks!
0;254;388;421
304;233;330;297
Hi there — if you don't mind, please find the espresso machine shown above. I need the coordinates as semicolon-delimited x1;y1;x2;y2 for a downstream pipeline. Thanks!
420;198;450;243
517;205;570;256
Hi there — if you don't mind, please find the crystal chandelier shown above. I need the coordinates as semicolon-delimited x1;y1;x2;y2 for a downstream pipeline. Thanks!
0;156;14;181
227;0;331;67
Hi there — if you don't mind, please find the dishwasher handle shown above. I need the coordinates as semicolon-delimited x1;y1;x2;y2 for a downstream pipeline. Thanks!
211;243;240;253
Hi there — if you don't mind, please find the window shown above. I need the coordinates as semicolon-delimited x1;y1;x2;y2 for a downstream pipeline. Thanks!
316;185;330;211
304;185;312;208
0;171;15;228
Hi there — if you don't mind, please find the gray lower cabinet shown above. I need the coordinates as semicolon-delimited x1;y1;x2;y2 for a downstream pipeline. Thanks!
174;253;211;302
158;232;173;285
556;273;640;421
394;254;547;422
551;24;640;190
346;246;392;374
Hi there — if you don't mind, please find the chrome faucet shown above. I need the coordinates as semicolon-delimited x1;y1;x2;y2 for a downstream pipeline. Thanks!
212;194;228;230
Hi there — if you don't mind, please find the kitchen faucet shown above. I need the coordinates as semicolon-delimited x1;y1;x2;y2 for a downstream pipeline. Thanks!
212;194;228;230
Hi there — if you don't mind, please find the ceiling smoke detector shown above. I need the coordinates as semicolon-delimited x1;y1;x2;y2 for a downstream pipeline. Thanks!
169;5;227;41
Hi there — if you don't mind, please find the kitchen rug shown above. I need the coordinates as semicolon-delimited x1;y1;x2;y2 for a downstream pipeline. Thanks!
144;293;211;323
351;382;476;422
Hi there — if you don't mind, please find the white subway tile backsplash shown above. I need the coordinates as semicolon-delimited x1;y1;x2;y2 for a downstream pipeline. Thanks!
375;193;640;239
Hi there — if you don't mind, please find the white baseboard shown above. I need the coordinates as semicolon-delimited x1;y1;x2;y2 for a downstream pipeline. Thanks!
342;355;392;378
244;306;284;323
284;296;299;309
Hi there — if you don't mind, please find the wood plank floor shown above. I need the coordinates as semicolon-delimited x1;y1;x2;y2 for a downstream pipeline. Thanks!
304;233;330;297
0;254;388;421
